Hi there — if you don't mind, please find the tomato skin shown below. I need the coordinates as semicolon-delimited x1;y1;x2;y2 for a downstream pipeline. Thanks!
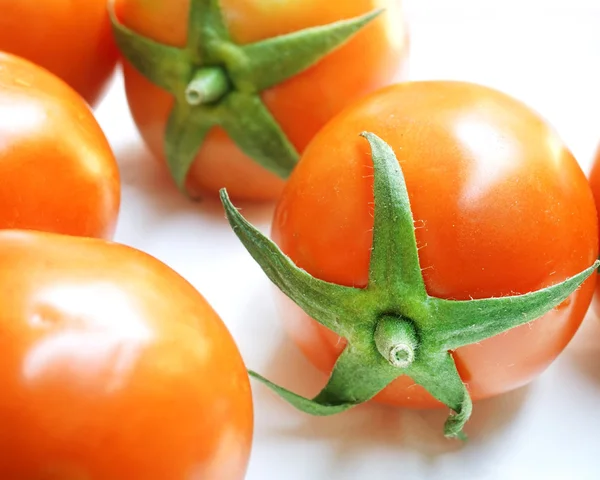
588;147;600;317
271;81;598;408
0;230;253;480
0;53;120;240
0;0;118;107
115;0;410;201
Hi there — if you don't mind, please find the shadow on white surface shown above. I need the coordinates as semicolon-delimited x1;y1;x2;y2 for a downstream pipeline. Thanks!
113;141;276;236
251;333;532;459
565;313;600;386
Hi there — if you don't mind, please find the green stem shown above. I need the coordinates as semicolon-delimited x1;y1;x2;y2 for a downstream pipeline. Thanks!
185;67;230;106
110;0;381;190
219;131;599;440
374;315;418;368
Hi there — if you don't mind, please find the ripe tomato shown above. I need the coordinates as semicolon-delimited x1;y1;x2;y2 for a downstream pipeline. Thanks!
0;0;118;107
587;146;600;316
113;0;409;201
0;53;120;240
0;230;253;480
271;81;598;408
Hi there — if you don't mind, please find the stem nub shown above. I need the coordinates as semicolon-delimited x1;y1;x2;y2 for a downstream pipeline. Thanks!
185;67;230;106
374;315;418;369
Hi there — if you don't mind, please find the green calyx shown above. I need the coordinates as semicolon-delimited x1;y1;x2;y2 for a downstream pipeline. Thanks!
109;0;382;194
220;131;599;440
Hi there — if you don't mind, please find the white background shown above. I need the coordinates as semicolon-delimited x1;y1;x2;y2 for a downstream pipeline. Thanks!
95;1;600;479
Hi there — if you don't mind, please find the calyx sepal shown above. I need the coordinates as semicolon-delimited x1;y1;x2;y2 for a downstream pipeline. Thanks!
220;131;599;439
109;0;382;193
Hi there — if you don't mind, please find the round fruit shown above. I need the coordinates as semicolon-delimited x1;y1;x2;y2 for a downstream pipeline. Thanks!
0;52;120;239
0;0;118;106
111;0;410;201
269;81;598;409
0;230;253;480
587;145;600;316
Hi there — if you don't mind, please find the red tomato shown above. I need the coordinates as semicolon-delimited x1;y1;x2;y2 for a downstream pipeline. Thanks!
0;0;118;106
0;230;253;480
0;52;120;240
114;0;410;201
271;81;598;408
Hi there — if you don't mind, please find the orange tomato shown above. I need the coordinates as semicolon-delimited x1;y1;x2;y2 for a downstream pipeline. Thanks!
114;0;410;201
271;81;598;408
588;146;600;316
0;230;253;480
0;0;118;107
0;52;120;240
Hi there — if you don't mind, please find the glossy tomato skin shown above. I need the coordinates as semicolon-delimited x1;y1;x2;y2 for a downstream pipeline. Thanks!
0;53;120;240
271;81;598;408
0;0;118;107
115;0;410;201
0;230;253;480
588;146;600;317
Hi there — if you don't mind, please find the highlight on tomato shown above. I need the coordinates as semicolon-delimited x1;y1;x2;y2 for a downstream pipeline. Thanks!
0;52;120;240
109;0;410;202
0;0;118;107
0;230;253;480
220;81;599;438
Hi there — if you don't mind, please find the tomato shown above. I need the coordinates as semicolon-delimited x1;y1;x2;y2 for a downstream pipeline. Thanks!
0;230;253;479
112;0;409;201
0;52;120;240
270;81;598;409
0;0;118;107
588;146;600;316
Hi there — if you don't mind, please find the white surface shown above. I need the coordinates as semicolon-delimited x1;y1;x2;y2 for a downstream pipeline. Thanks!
95;1;600;479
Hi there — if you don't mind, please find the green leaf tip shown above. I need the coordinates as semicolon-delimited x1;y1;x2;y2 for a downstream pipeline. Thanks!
430;259;600;351
239;8;385;92
249;370;355;416
220;187;364;341
221;131;599;440
108;0;382;195
359;131;427;298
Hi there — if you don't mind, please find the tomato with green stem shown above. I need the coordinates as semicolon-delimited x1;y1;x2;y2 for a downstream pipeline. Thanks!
110;0;409;201
0;52;120;239
0;0;118;107
221;81;599;438
0;230;253;479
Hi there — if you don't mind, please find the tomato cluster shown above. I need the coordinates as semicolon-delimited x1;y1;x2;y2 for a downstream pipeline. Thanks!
0;0;599;478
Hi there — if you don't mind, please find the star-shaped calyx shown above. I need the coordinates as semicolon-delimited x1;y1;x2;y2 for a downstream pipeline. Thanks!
220;132;599;440
109;0;382;192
